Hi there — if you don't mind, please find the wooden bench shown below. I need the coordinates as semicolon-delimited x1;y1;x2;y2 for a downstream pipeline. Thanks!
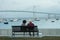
12;26;39;37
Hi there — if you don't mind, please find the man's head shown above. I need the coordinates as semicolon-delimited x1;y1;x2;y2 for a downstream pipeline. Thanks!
23;20;27;24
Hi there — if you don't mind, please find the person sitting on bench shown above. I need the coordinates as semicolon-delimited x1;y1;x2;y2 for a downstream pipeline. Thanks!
27;21;35;36
21;20;27;26
21;20;27;32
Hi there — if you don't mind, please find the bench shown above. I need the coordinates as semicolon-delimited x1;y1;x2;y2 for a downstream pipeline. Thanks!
12;26;39;37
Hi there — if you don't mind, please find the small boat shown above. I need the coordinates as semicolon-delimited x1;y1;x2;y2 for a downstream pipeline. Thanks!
4;22;8;24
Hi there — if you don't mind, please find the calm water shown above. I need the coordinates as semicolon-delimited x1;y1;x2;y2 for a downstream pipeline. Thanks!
0;19;60;29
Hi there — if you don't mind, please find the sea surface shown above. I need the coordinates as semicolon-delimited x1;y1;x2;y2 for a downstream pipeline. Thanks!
0;19;60;29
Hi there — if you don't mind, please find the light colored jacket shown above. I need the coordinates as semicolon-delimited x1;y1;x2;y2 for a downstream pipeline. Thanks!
21;23;26;26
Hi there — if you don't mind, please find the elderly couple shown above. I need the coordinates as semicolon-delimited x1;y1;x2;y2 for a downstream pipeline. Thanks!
21;20;34;26
21;20;35;36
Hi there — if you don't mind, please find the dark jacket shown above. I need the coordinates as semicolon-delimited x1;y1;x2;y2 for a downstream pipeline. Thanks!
27;22;34;27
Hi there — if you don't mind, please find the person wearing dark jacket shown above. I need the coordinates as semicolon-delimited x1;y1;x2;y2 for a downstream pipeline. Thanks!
27;21;35;36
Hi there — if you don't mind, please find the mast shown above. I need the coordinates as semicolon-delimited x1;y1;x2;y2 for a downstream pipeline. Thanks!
33;6;36;20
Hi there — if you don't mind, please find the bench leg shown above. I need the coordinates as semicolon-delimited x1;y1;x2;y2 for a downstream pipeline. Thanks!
12;32;15;37
37;31;39;36
29;32;31;36
33;32;34;36
24;32;25;36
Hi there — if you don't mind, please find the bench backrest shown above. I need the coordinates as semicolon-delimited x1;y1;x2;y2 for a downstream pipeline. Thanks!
12;26;38;32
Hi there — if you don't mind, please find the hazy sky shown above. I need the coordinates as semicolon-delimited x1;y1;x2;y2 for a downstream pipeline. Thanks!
0;0;60;18
0;0;60;13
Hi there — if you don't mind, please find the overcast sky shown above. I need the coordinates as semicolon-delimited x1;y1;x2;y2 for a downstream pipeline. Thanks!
0;0;60;13
0;0;60;18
